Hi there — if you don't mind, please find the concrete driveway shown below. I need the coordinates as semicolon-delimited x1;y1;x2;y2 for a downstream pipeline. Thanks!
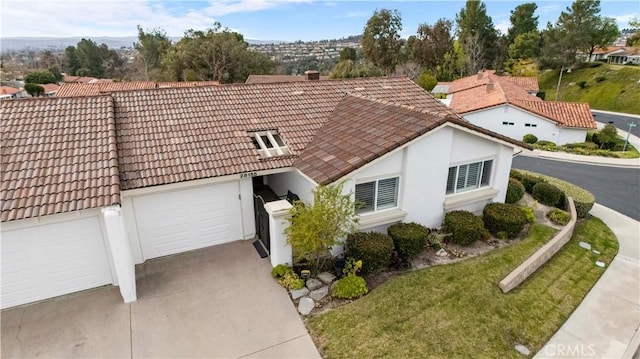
1;240;320;358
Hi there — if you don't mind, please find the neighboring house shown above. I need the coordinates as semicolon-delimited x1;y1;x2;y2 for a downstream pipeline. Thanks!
444;71;596;145
1;77;528;309
41;83;60;97
582;46;626;62
56;81;220;97
0;86;24;99
607;47;640;65
245;70;329;84
62;75;113;84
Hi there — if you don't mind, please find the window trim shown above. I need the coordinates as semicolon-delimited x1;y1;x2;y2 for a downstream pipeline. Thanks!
355;176;400;214
446;159;493;195
249;130;290;158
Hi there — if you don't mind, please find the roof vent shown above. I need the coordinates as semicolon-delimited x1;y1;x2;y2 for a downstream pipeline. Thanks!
304;70;320;81
477;70;484;80
486;82;494;92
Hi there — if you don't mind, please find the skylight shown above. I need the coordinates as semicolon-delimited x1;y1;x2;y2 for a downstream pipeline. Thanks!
249;131;290;158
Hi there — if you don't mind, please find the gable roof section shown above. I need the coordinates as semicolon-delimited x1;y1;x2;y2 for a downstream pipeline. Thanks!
1;96;121;222
295;94;529;185
1;86;21;95
112;77;461;190
448;71;595;129
57;82;158;96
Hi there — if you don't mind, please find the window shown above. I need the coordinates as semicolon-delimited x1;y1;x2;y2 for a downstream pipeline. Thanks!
524;123;538;128
502;122;514;126
249;131;290;158
446;160;493;194
355;177;399;214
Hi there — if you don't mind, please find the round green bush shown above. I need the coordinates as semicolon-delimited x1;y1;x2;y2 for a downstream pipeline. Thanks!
443;210;489;245
483;203;527;239
523;133;538;144
331;274;368;299
532;182;563;207
346;232;393;273
547;208;571;225
387;222;429;259
506;178;526;204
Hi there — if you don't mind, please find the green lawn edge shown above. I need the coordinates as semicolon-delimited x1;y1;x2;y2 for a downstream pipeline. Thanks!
307;218;618;358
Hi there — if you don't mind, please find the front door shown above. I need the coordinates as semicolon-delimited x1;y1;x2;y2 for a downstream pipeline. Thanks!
253;194;270;252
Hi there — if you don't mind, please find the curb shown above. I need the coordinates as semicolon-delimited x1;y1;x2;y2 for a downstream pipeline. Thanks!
518;150;640;169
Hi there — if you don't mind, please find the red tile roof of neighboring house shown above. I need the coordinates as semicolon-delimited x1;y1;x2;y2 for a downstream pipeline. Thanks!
1;96;121;222
41;83;60;94
56;81;221;97
448;71;595;129
245;75;330;84
0;86;22;95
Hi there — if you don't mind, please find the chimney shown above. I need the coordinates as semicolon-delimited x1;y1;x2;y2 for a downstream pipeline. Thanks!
477;70;484;80
305;70;320;81
486;82;494;92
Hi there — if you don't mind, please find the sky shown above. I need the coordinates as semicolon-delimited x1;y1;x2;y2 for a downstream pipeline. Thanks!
1;0;638;41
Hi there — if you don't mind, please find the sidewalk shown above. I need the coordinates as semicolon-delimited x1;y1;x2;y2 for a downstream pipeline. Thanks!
518;123;640;168
535;204;640;358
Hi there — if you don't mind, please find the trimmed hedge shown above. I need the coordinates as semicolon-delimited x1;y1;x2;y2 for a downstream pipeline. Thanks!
387;222;429;259
443;210;489;245
506;178;526;204
346;232;394;273
523;134;538;144
547;208;571;226
483;203;527;239
532;182;563;206
332;274;368;299
511;169;594;218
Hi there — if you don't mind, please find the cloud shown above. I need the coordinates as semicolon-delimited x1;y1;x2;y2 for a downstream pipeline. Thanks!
334;11;369;19
538;4;561;15
495;19;510;35
609;12;639;27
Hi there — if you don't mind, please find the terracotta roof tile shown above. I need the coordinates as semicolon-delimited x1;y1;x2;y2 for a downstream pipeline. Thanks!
0;86;21;95
245;75;330;84
448;71;595;128
57;81;222;97
1;96;121;222
113;77;461;190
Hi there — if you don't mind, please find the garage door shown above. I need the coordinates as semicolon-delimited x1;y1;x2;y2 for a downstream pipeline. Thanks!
1;216;113;309
133;182;243;260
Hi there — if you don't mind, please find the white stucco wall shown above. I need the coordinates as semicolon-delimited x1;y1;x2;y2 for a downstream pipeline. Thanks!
463;105;587;145
266;170;317;204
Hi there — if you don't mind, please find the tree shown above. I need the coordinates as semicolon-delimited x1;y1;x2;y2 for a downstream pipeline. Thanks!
463;34;485;74
415;70;437;91
362;9;403;75
329;60;383;79
628;18;640;47
284;181;359;274
24;70;57;84
585;17;619;58
76;39;105;77
507;3;539;44
596;124;618;149
411;18;453;73
456;0;498;70
134;26;173;80
63;46;80;75
508;31;542;60
339;47;357;62
437;40;466;81
24;83;44;97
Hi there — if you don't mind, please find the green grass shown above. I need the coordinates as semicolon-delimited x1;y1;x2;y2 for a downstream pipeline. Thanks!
308;218;618;358
538;64;640;114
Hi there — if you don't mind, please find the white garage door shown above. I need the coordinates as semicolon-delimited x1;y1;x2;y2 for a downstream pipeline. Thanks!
133;181;243;260
1;216;113;309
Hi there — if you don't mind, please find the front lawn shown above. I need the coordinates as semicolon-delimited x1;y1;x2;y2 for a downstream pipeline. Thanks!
307;218;618;358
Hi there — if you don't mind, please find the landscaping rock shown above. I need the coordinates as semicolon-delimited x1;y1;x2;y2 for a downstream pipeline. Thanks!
436;248;448;257
310;286;329;301
305;278;323;291
297;297;315;315
579;241;591;250
515;344;531;356
592;249;601;254
290;287;309;300
318;271;336;285
595;261;605;268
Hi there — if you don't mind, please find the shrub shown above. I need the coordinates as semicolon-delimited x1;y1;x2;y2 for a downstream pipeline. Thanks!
483;203;527;239
521;206;536;224
576;81;587;89
536;140;556;147
532;182;563;207
513;169;595;218
271;264;305;290
563;142;598;150
595;76;607;82
271;264;290;278
523;133;538;144
517;173;546;194
547;208;571;226
387;222;429;259
443;210;489;245
506;178;526;204
332;274;368;299
346;232;394;273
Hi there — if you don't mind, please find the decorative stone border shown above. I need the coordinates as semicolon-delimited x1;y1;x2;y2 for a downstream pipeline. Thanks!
499;197;577;293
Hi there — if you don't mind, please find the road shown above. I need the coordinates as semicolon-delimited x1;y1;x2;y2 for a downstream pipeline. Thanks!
592;111;640;137
512;156;640;221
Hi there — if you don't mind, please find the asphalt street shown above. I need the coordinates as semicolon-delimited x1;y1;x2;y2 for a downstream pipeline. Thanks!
592;111;640;137
512;156;640;221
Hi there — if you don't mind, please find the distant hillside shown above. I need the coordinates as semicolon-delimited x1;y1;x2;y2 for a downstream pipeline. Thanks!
538;63;640;114
0;36;286;51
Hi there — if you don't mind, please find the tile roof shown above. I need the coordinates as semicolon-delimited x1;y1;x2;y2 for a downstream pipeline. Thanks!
41;83;60;94
1;96;121;222
499;76;539;92
112;77;462;190
448;71;595;129
0;86;22;95
245;75;330;84
56;81;221;97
